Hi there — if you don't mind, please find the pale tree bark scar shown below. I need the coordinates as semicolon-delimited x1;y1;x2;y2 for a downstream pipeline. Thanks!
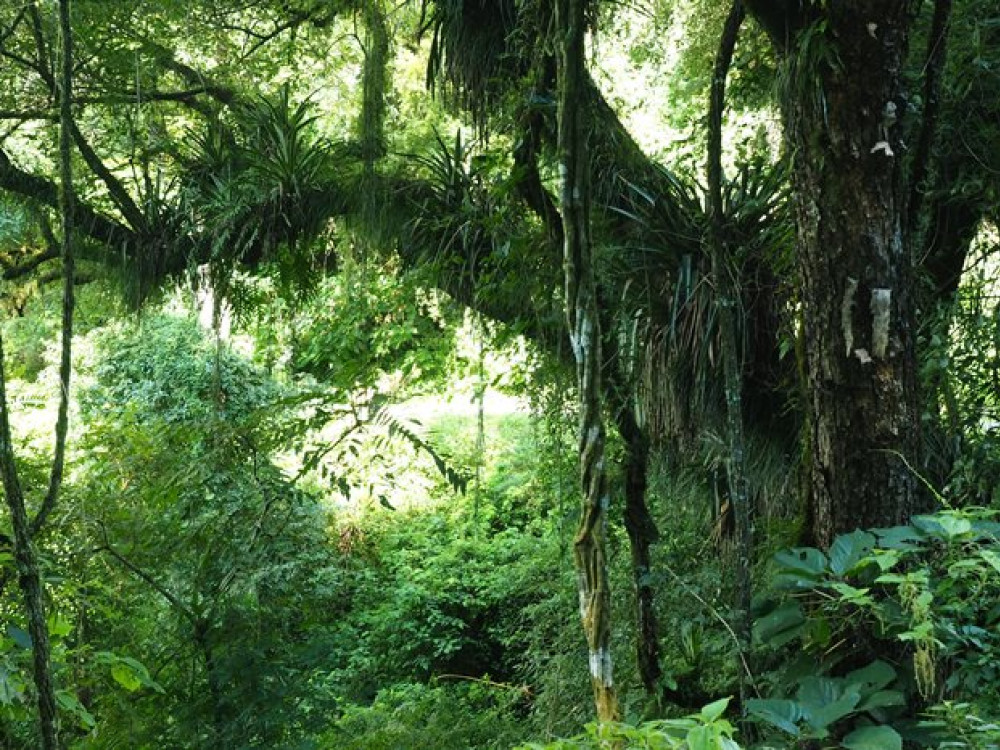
871;288;891;358
842;277;859;357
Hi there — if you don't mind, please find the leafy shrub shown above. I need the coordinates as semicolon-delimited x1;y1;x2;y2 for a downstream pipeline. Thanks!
322;682;528;750
515;697;742;749
752;508;1000;747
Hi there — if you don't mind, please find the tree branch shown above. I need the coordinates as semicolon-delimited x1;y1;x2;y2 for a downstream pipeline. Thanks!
1;249;59;280
95;543;197;624
907;0;953;248
31;0;76;538
0;147;137;248
68;119;147;231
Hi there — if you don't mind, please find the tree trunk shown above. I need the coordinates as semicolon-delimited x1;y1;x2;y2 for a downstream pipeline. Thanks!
707;0;754;702
777;4;921;546
0;1;76;746
618;406;661;699
0;375;59;748
557;0;619;722
604;359;662;699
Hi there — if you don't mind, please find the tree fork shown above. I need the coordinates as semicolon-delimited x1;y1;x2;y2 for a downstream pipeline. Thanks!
557;0;618;722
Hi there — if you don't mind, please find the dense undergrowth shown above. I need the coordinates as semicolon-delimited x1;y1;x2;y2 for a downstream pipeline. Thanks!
2;270;999;748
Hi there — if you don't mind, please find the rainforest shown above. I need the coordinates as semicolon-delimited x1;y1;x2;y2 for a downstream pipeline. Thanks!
1;0;999;748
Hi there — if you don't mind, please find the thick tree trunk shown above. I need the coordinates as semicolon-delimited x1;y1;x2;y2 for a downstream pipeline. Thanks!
781;4;921;547
557;0;619;722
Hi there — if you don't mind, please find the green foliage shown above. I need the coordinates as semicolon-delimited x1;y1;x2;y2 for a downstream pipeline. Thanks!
516;697;742;749
290;269;459;395
58;307;347;748
323;682;527;750
753;509;1000;746
922;260;1000;504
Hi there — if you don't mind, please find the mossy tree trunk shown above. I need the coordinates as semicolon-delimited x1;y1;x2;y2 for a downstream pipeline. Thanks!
747;1;921;546
556;0;619;722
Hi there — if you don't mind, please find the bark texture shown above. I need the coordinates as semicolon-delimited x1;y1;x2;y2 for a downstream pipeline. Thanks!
557;0;618;722
779;4;921;547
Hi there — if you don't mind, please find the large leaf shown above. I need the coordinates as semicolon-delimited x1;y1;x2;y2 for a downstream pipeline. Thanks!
754;601;805;647
0;667;25;705
797;677;860;731
111;662;143;692
700;697;731;723
911;513;972;540
845;660;896;695
829;530;876;576
6;626;31;650
746;699;802;736
841;724;902;750
686;724;714;750
856;690;906;712
773;548;829;587
873;525;925;550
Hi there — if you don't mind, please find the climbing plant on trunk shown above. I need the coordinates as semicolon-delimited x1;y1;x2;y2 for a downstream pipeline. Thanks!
556;0;618;722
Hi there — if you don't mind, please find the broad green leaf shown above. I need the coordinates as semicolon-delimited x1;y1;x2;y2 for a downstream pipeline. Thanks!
0;667;25;705
829;530;875;576
841;724;902;750
700;696;731;722
746;699;802;736
856;690;906;712
912;514;972;540
754;602;805;647
774;548;828;580
845;660;896;694
805;690;861;733
6;626;31;650
829;581;873;605
980;548;1000;576
47;612;73;639
56;690;96;729
111;662;143;692
873;525;925;550
797;677;860;731
868;548;903;573
686;724;713;750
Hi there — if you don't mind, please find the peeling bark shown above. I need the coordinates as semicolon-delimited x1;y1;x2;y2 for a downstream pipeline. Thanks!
769;4;921;546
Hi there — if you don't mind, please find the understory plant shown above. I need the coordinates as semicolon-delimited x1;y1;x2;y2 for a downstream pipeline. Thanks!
750;507;1000;748
516;697;742;749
